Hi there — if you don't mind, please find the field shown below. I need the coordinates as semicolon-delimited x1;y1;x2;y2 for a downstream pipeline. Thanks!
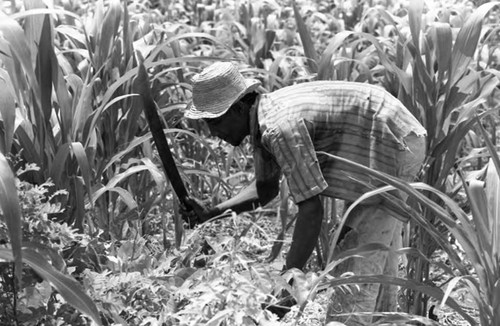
0;0;500;325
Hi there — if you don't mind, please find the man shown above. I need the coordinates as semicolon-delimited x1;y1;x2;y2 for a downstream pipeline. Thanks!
182;61;426;322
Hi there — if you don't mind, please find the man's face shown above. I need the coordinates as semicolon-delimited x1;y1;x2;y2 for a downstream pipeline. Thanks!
204;103;249;146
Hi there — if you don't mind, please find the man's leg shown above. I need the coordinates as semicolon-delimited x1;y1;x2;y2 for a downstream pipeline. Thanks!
327;133;426;324
327;205;400;325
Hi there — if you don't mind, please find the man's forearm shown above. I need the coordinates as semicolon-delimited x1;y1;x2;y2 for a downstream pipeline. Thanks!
286;195;323;269
213;180;261;214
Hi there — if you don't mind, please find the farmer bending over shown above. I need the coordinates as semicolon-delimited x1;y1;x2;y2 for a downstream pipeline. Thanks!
182;62;426;322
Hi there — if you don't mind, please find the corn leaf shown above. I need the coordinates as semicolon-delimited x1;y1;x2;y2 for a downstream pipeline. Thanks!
292;0;317;73
447;2;500;99
431;22;452;95
73;175;86;231
23;0;45;66
493;280;500;325
485;160;500;265
89;0;105;64
408;0;424;54
92;186;138;210
14;124;42;166
0;69;16;152
464;178;494;280
122;0;132;69
319;153;473;273
477;116;500;265
38;14;55;125
49;143;71;185
0;248;102;325
317;31;353;80
0;152;22;283
72;74;97;140
83;94;137;148
95;0;121;68
70;142;93;205
0;12;40;102
324;274;477;325
92;165;161;202
53;65;74;141
9;8;82;24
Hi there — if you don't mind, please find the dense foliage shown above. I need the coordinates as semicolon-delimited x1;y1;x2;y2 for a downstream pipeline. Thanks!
0;0;499;325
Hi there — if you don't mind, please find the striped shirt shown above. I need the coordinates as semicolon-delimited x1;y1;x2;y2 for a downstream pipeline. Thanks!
250;81;427;204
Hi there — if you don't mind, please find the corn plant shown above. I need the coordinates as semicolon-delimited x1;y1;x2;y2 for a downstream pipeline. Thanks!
315;109;499;325
0;0;235;242
311;1;500;316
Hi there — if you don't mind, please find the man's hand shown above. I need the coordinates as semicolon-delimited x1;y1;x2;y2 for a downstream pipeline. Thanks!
180;196;220;228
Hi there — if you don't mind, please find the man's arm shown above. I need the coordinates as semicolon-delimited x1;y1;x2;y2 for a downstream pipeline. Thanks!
183;174;280;223
285;195;323;269
214;173;280;214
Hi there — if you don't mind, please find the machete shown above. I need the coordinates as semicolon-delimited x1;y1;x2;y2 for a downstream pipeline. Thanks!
134;58;191;211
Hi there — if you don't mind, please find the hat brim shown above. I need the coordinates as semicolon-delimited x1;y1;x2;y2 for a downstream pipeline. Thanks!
185;78;261;119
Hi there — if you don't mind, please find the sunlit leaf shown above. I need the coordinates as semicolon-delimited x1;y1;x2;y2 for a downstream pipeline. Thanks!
91;185;137;210
9;8;82;24
0;12;41;107
408;0;423;53
477;117;500;263
325;274;477;325
317;31;353;80
70;142;93;203
292;0;317;73
447;2;500;95
95;0;121;68
0;152;22;283
38;14;55;124
0;248;102;325
0;69;16;152
430;22;452;91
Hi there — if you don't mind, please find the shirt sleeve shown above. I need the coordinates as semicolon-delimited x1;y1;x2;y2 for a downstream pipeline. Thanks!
263;118;328;203
254;144;281;188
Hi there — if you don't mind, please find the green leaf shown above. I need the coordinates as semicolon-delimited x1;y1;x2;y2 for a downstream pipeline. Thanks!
92;165;160;202
83;94;138;148
447;2;500;95
15;124;42;167
0;12;40;102
0;248;102;325
408;0;424;53
0;152;22;283
292;0;317;73
0;69;16;152
37;14;55;125
92;185;137;210
317;31;353;80
23;0;46;66
319;153;472;274
95;0;122;68
49;143;71;185
70;142;94;206
72;74;97;140
325;274;477;325
431;22;452;92
9;8;82;24
477;117;500;263
53;65;74;141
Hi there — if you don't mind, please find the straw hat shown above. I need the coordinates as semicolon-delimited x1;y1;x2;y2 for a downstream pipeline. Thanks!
185;62;261;119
